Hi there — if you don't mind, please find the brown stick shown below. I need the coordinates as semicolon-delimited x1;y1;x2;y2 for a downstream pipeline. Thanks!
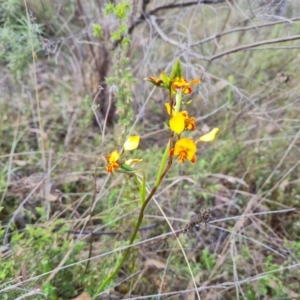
208;34;300;61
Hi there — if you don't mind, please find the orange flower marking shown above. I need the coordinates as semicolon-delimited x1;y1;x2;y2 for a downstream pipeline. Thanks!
170;138;197;163
171;77;200;94
105;150;121;174
182;111;196;131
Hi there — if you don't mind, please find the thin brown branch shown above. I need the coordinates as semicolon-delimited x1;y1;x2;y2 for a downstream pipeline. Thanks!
192;16;300;47
144;11;300;58
130;0;226;33
142;0;226;17
113;0;226;49
207;34;300;61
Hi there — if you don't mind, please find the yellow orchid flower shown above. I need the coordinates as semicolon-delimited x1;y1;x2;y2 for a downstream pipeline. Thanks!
166;104;196;134
169;138;197;163
106;136;141;174
169;128;219;164
105;150;121;174
105;150;142;174
171;77;200;94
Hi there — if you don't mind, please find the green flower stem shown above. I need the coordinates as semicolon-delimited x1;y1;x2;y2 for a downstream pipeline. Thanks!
96;184;158;295
154;142;170;187
96;90;183;295
174;90;182;113
154;90;182;186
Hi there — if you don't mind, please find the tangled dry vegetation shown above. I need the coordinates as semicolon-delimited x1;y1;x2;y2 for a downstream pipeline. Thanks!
1;0;300;299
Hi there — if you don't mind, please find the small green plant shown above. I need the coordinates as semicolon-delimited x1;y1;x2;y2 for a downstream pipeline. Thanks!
199;248;216;270
92;24;103;37
256;255;287;298
105;1;135;137
0;0;41;79
0;216;86;299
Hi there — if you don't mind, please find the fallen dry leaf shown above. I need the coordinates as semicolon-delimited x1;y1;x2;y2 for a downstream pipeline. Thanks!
14;159;28;166
144;258;166;272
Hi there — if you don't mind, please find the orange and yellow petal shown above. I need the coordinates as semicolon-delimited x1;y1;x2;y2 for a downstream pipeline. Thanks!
106;162;121;174
105;150;121;174
198;128;219;142
171;77;188;90
170;138;197;163
169;112;186;135
169;110;196;133
106;150;120;164
123;136;140;151
183;87;192;94
145;76;164;87
185;116;196;131
189;78;200;85
171;76;200;94
145;72;171;88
